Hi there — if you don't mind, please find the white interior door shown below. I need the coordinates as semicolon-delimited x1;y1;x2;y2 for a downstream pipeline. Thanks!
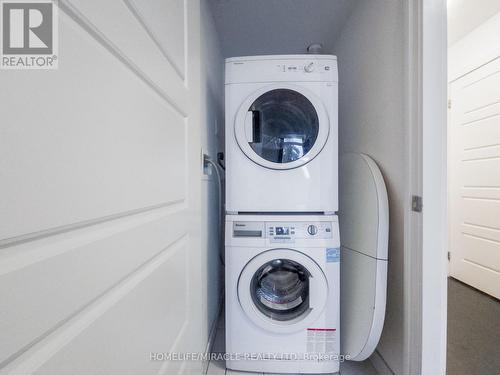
0;1;203;374
449;57;500;299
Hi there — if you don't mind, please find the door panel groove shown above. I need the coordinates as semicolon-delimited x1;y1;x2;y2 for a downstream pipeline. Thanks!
0;204;186;277
461;112;500;126
0;236;187;373
123;0;185;81
463;185;500;189
462;232;500;246
463;222;500;232
59;0;188;118
463;143;500;151
462;258;500;274
462;68;500;89
464;100;500;114
157;321;189;375
462;196;500;201
0;200;185;250
462;155;500;162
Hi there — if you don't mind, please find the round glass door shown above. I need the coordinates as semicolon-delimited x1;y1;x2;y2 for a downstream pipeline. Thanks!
251;259;310;321
247;89;319;164
238;249;328;333
235;85;330;170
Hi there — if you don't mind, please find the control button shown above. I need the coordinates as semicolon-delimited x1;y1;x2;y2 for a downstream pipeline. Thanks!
307;225;318;235
304;62;315;73
325;65;331;71
325;227;331;233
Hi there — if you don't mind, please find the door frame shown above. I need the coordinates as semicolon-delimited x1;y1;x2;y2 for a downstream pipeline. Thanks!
404;1;448;375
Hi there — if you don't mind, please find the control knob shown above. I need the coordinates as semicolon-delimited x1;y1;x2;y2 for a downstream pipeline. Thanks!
304;62;315;73
307;224;318;235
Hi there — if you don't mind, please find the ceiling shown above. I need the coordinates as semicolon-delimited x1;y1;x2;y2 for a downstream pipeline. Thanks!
207;0;357;57
448;0;500;44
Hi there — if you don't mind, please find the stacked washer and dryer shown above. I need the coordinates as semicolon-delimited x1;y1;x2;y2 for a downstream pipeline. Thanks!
224;55;389;374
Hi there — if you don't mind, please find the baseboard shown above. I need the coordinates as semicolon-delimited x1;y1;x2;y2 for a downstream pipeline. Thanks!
370;350;395;375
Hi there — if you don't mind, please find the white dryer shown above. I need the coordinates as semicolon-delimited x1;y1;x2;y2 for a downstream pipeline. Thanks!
225;55;338;213
225;214;341;374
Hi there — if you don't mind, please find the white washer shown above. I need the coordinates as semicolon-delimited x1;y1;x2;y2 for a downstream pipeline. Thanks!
224;153;390;373
225;215;341;374
225;55;338;213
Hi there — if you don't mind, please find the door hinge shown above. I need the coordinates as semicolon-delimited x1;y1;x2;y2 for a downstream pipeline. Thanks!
448;99;452;109
447;251;451;261
411;195;423;212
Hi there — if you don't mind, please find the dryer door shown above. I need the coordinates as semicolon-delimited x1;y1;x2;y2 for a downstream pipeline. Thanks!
234;84;330;170
238;248;328;334
339;153;389;361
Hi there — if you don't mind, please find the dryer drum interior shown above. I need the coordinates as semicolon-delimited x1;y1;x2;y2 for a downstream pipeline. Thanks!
247;89;319;164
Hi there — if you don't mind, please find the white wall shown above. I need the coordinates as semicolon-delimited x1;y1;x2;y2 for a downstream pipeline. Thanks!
333;1;406;373
447;0;500;45
0;0;220;374
200;0;225;347
207;0;356;58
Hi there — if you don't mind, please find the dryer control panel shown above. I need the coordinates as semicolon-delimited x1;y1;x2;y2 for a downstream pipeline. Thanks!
225;56;338;84
233;221;333;242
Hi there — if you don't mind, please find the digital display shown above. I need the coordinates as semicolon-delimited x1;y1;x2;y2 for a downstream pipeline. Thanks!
275;227;289;235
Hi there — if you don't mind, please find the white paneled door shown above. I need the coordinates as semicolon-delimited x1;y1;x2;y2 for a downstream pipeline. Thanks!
449;57;500;299
0;1;203;374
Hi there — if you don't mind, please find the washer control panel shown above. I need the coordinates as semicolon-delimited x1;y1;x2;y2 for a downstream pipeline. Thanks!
267;222;332;242
233;221;333;241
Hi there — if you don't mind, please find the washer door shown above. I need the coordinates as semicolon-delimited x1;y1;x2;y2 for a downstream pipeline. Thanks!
234;84;330;170
238;249;328;333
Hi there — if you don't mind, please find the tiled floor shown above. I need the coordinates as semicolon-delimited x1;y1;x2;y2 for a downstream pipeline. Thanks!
447;277;500;375
206;314;379;375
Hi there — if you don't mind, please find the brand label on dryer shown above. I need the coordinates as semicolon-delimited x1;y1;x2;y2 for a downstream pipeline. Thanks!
326;247;340;263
